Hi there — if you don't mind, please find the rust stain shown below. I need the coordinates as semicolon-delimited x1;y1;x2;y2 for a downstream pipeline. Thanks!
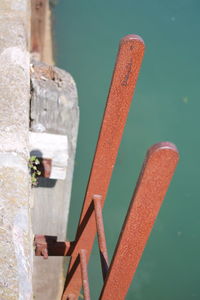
79;249;91;300
121;59;133;86
93;195;109;281
37;158;52;178
31;0;48;55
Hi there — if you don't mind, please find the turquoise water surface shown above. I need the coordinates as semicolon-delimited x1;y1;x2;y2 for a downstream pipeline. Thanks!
54;1;200;299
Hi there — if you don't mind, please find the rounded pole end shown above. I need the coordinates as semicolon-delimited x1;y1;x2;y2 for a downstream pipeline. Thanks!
120;34;145;47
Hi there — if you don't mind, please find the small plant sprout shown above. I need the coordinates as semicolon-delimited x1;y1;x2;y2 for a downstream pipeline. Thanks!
29;156;41;186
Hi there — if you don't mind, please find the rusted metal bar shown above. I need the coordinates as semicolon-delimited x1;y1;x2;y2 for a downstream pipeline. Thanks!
34;235;48;259
37;158;52;178
62;34;145;299
34;235;71;257
66;294;76;300
31;0;48;57
100;142;179;300
93;195;109;281
80;249;91;300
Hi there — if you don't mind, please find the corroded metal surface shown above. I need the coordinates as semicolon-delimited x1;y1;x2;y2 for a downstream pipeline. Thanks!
34;235;71;257
93;195;109;281
100;142;179;300
79;250;91;300
66;294;76;300
38;158;52;178
31;0;48;56
34;235;48;259
62;34;145;299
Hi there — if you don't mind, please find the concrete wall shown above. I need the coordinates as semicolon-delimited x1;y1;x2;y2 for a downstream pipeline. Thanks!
30;1;79;299
0;1;32;299
30;61;79;300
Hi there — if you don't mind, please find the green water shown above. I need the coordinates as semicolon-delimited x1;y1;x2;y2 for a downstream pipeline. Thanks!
54;1;200;299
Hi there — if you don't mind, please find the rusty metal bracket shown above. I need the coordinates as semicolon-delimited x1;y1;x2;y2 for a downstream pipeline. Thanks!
34;235;72;258
34;235;49;259
37;158;52;178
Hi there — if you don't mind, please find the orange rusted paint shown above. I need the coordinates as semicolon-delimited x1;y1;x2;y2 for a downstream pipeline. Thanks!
62;34;145;299
93;195;109;281
34;34;180;300
34;235;48;259
80;249;91;300
38;158;52;178
100;142;179;300
66;294;76;300
31;0;48;55
34;235;71;257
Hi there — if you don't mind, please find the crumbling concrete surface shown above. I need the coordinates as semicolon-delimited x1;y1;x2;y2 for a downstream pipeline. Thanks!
0;1;32;299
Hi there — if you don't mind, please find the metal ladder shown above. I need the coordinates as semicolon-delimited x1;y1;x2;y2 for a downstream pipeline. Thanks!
34;34;179;300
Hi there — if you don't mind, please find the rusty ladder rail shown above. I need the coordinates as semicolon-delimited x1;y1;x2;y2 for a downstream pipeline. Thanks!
34;35;179;299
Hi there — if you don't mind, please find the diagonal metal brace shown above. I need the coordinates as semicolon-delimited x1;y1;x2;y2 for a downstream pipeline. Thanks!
34;235;72;258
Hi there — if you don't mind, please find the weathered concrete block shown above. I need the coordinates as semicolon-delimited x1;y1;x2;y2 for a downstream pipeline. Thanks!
0;1;32;299
0;17;29;156
30;61;79;137
30;61;79;299
29;132;68;179
0;0;28;11
0;155;32;300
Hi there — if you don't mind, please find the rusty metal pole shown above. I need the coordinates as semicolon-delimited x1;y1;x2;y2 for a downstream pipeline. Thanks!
100;142;179;300
31;0;48;56
62;35;145;299
80;249;91;300
93;195;109;281
66;294;76;300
